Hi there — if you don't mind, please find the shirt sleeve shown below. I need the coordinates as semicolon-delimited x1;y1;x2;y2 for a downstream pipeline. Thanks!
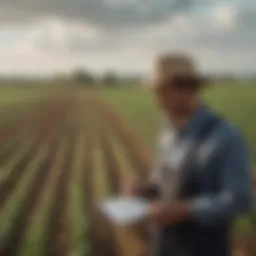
189;131;254;226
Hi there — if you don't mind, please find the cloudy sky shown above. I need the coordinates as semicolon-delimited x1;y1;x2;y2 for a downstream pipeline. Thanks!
0;0;255;76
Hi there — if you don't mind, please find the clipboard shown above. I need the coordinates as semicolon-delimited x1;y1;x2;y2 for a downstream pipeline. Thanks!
99;196;149;225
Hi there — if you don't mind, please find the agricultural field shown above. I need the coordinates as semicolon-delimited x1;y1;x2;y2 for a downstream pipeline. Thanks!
0;84;66;126
99;84;256;163
0;84;255;256
0;85;151;256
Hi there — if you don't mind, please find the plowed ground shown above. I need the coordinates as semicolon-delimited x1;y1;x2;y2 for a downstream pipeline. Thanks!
0;89;254;256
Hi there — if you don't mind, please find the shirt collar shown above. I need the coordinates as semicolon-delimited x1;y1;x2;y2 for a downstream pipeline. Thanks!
178;104;210;138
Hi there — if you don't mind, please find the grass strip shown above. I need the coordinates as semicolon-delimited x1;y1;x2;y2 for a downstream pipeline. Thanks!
0;137;34;179
0;141;48;243
19;138;67;256
93;137;110;198
68;104;89;256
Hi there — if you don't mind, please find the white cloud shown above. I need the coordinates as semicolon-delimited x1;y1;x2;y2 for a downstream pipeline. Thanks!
0;0;255;75
212;3;238;31
104;0;137;7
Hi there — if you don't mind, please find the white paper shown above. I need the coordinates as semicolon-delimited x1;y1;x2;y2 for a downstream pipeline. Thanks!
99;196;149;225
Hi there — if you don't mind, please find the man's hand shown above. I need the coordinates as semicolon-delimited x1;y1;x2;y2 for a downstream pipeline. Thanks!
147;201;191;225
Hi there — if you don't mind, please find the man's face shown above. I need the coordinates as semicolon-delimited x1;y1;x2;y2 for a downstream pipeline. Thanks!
153;77;201;119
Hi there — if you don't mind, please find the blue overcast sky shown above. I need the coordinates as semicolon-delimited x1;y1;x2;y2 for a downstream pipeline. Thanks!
0;0;255;75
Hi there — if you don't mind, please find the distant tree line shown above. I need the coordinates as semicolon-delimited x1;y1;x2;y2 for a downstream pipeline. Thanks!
0;71;255;87
53;68;143;87
70;68;123;86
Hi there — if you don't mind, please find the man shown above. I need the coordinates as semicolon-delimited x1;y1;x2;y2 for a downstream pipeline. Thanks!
124;53;253;256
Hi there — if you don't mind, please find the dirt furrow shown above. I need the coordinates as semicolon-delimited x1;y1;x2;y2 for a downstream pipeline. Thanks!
0;94;65;144
88;95;152;177
81;96;149;256
0;98;68;168
97;114;119;256
0;101;68;209
100;129;119;194
0;100;69;256
100;116;148;256
0;142;23;170
0;137;43;208
43;103;76;256
79;107;116;256
110;120;149;177
96;97;151;247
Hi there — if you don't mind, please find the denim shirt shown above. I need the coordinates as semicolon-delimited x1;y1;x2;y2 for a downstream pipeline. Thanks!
152;105;253;226
151;106;254;256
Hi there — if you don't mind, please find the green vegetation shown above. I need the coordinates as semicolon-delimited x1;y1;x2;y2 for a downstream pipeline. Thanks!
0;138;34;180
20;139;66;256
110;132;134;180
69;119;88;256
94;138;110;197
99;84;256;163
98;87;159;149
203;84;256;148
0;84;64;126
0;142;47;245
